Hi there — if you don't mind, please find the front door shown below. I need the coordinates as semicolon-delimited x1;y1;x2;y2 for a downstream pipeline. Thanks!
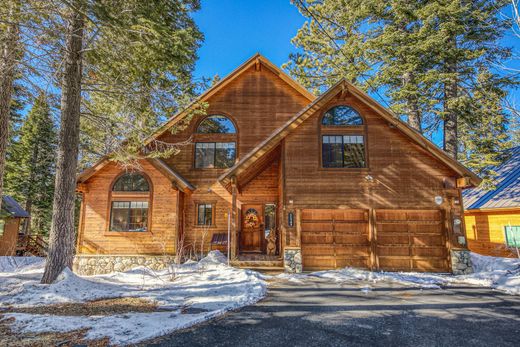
240;204;263;252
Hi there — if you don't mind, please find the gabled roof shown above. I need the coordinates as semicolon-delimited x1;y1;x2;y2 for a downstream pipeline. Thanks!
220;79;481;187
463;146;520;210
145;53;315;145
77;157;195;193
2;196;29;218
77;54;315;186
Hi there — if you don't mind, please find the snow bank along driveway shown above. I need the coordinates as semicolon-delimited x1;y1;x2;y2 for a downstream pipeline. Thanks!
277;253;520;295
0;252;518;345
0;252;267;345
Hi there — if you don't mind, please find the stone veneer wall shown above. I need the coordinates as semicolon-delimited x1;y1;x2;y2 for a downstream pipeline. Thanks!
450;249;474;275
284;248;302;273
73;255;176;276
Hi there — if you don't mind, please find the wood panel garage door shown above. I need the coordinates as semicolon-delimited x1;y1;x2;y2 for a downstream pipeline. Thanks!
301;209;449;272
375;210;449;272
301;209;370;270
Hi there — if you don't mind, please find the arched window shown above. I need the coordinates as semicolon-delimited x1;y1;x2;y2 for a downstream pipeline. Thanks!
109;172;151;232
322;106;363;126
321;106;367;168
112;173;150;192
197;115;236;134
194;115;237;169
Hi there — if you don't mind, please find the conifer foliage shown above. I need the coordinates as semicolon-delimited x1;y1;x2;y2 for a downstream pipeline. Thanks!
288;0;515;172
5;94;57;235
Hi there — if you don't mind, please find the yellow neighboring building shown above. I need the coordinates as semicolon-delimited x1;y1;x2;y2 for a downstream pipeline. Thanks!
463;146;520;257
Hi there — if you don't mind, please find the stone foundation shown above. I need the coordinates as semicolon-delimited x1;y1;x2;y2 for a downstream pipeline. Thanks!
450;249;473;275
73;254;176;276
284;247;302;273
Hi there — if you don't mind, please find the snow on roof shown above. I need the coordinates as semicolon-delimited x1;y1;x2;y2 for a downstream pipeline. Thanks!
1;196;30;218
463;146;520;210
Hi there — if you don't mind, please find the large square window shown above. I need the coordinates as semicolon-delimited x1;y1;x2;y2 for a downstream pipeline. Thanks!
322;135;365;168
195;142;236;169
110;201;149;232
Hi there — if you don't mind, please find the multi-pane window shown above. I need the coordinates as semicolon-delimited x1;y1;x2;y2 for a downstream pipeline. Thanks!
195;142;236;168
110;172;150;232
197;203;213;226
110;201;149;232
322;135;366;168
112;173;149;192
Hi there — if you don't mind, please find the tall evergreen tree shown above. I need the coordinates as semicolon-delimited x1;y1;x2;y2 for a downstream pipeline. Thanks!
43;0;203;283
458;70;512;187
287;0;515;162
5;93;56;235
0;0;22;212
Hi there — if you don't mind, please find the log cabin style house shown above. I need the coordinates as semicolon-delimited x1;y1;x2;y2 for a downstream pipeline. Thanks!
74;54;480;275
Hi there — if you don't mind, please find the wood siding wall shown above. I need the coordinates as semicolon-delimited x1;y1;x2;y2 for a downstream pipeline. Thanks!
153;64;307;255
283;94;459;210
464;209;520;257
77;160;178;255
0;218;21;256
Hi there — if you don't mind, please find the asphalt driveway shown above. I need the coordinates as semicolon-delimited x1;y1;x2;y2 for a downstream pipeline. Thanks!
144;276;520;347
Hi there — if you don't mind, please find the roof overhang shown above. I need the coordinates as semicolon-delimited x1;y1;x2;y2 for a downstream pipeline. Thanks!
76;157;195;193
220;79;481;187
144;53;315;146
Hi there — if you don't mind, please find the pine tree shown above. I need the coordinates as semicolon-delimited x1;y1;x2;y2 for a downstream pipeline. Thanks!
5;93;56;236
458;70;512;187
288;0;516;165
0;0;22;212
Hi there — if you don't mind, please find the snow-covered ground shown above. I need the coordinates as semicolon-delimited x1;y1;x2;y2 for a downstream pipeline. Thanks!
0;251;266;345
277;253;520;295
1;252;519;345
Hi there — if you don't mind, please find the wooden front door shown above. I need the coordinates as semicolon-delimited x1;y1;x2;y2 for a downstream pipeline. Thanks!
240;204;263;252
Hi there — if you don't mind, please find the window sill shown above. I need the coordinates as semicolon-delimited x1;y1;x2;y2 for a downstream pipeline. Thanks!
318;167;370;172
194;225;217;229
104;230;153;236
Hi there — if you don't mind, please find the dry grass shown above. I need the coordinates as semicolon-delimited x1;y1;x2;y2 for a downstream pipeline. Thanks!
1;297;163;316
0;317;109;347
0;297;167;346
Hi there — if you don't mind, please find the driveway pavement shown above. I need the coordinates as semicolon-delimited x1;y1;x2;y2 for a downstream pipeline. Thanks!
144;276;520;347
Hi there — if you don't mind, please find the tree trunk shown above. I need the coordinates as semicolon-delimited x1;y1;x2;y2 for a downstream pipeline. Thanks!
41;3;84;284
0;0;20;212
402;72;422;133
443;64;458;159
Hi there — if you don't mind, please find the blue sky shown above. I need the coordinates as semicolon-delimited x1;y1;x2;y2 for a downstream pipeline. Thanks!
192;0;305;82
192;0;520;146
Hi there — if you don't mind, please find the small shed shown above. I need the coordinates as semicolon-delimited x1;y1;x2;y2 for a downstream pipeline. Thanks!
0;196;29;256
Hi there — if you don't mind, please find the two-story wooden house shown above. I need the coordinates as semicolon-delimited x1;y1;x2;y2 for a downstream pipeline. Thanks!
74;54;480;275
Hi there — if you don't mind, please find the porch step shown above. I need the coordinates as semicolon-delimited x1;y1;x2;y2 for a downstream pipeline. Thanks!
237;266;285;275
231;260;283;268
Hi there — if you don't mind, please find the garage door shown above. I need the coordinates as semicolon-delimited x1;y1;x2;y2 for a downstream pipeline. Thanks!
301;209;370;270
376;210;449;272
301;209;449;272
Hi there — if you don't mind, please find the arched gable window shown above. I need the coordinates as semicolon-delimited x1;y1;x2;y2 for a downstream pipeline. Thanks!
197;115;236;134
321;106;367;168
322;106;363;126
194;115;237;169
112;173;150;192
109;172;151;232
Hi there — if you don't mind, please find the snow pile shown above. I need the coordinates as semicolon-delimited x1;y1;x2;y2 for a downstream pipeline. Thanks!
468;253;520;295
0;256;44;272
0;251;266;345
277;252;520;294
